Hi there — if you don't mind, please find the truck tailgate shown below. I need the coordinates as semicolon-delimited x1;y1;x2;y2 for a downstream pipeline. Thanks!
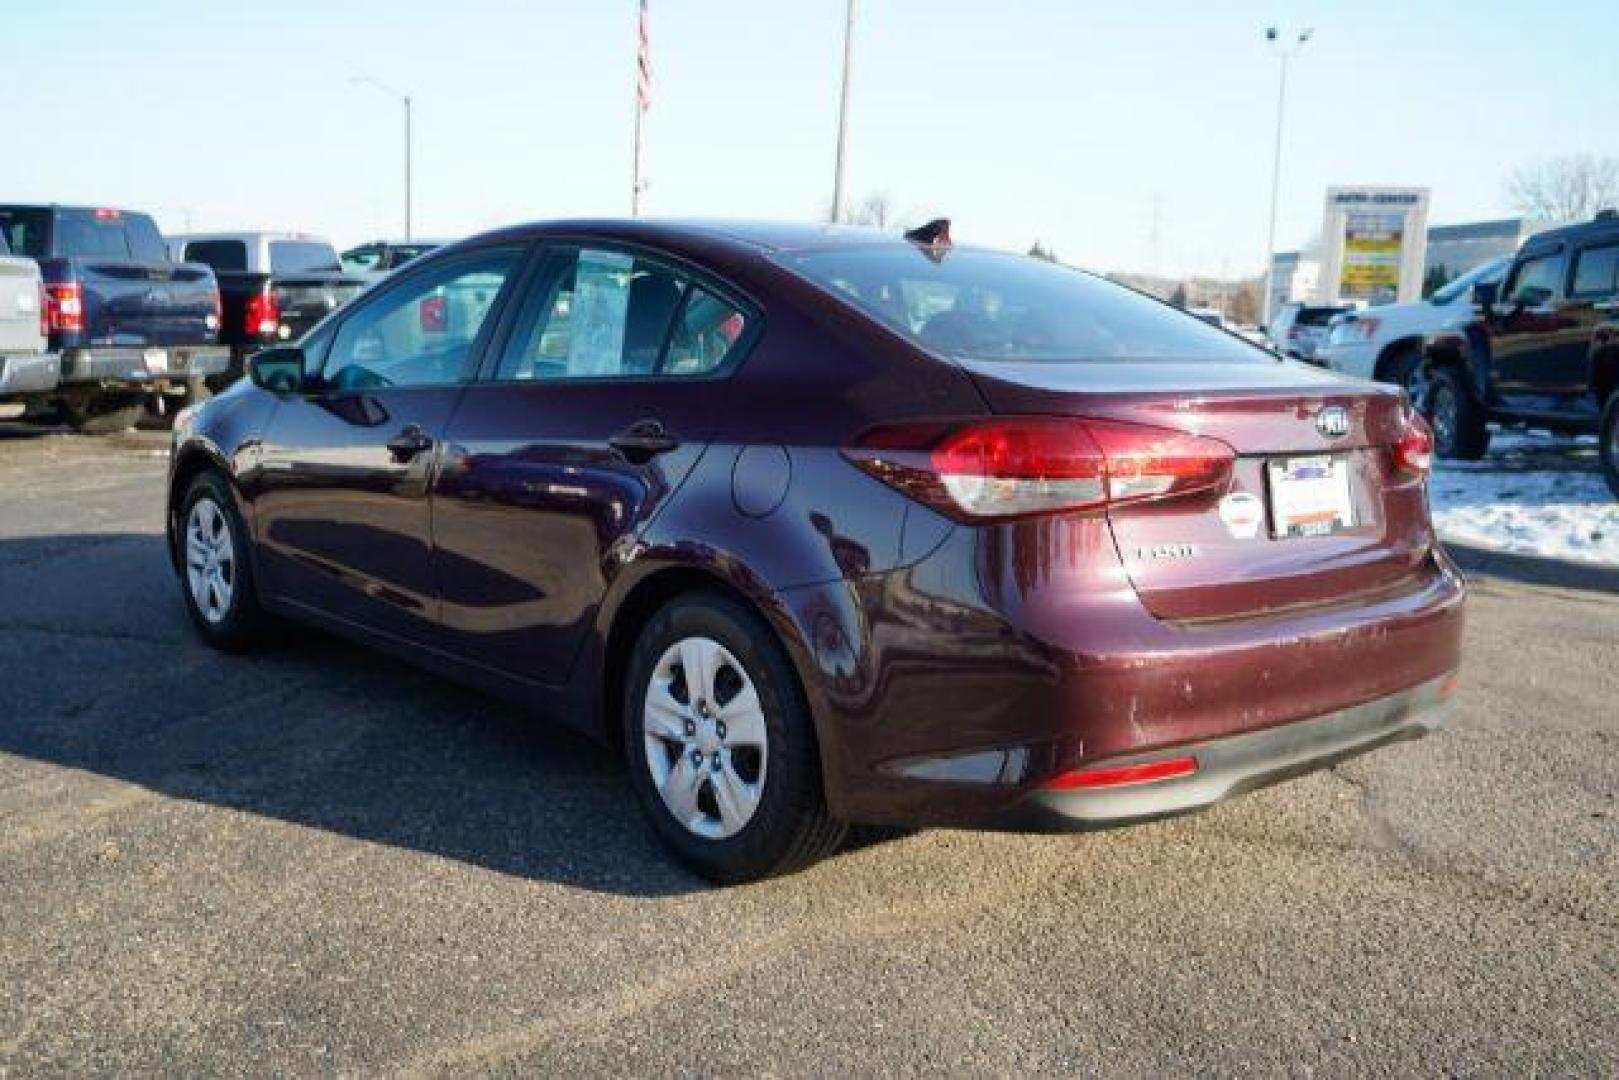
0;257;44;356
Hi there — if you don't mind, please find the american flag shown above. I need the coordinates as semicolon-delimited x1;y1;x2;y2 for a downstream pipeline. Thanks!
636;0;652;112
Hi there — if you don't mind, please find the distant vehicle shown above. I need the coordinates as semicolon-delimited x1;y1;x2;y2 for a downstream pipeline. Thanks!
167;218;1462;883
0;204;228;432
1267;302;1354;362
0;229;57;416
1318;257;1511;388
1418;210;1619;494
340;239;447;281
170;232;368;384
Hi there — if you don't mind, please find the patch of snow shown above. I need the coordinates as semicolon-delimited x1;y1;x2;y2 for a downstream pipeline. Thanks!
1428;427;1618;567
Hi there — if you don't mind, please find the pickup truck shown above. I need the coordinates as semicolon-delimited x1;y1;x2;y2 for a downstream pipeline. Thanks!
0;230;58;417
0;204;228;432
169;232;368;383
1419;209;1619;495
340;238;447;282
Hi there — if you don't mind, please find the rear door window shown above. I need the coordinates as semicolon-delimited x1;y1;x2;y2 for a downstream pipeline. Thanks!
1571;243;1619;299
185;240;248;273
494;247;749;381
270;241;340;274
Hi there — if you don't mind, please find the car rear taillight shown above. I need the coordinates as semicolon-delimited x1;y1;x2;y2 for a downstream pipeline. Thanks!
420;295;448;332
1394;410;1434;477
245;284;280;338
44;282;84;333
1042;756;1199;791
38;282;49;337
844;417;1235;521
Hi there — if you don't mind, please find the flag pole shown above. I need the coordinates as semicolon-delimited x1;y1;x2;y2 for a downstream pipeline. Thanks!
631;0;649;216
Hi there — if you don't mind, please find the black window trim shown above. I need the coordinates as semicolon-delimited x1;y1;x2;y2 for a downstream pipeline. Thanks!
472;237;764;386
302;242;532;396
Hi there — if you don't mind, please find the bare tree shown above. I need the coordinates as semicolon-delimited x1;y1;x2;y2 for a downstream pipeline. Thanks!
1027;241;1059;263
1506;154;1619;221
839;192;895;228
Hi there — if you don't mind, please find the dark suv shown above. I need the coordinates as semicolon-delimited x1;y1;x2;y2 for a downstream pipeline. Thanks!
1421;210;1619;494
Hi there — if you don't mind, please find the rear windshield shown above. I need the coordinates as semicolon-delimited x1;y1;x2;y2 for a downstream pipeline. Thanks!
389;244;437;268
270;241;340;274
54;211;137;259
778;246;1265;363
1296;307;1349;326
185;240;248;273
0;207;52;259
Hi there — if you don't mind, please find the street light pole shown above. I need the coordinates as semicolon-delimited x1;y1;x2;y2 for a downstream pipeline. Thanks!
352;75;413;241
831;0;856;223
1260;27;1312;327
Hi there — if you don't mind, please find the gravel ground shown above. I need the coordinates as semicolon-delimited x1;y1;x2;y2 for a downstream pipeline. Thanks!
0;424;1614;1076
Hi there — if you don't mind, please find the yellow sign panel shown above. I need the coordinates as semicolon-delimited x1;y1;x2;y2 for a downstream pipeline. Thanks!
1339;212;1404;297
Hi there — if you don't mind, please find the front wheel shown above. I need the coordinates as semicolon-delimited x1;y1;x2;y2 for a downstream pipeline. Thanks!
178;472;268;651
1426;367;1490;461
622;592;846;884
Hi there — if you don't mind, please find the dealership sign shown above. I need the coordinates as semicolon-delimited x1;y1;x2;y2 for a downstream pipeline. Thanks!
1317;187;1430;305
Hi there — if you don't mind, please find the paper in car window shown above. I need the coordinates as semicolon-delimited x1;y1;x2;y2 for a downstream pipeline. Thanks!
568;250;634;376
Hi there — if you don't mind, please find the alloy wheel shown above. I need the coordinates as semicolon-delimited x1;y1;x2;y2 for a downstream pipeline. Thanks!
185;497;236;625
642;635;768;840
1431;382;1457;454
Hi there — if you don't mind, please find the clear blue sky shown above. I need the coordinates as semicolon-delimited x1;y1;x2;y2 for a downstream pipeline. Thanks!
5;0;1615;277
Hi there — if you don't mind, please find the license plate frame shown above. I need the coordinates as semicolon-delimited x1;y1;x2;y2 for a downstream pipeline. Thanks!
1266;454;1355;539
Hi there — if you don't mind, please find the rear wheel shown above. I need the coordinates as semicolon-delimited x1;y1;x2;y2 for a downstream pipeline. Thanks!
178;471;267;651
1600;393;1619;499
622;592;846;884
59;391;147;435
1427;367;1490;461
1378;346;1422;394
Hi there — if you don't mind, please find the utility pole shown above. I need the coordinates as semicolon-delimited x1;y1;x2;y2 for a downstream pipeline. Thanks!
1260;26;1312;326
632;0;651;215
352;76;414;240
831;0;856;223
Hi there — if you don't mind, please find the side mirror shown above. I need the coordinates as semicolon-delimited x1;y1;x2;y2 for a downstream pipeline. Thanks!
247;346;306;394
1469;281;1499;310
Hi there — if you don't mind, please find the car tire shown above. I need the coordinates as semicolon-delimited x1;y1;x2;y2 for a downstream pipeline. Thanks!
1600;393;1619;500
177;471;268;652
59;392;147;435
622;591;847;885
1426;366;1490;461
1378;347;1421;393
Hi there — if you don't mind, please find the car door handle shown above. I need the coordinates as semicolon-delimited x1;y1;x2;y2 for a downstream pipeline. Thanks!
609;418;680;460
386;425;435;463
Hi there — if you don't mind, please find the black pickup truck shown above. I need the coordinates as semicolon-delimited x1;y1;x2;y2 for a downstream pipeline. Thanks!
0;204;229;431
1420;209;1619;495
168;232;368;384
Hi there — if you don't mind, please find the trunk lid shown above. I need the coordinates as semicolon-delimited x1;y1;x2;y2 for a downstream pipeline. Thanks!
960;358;1432;621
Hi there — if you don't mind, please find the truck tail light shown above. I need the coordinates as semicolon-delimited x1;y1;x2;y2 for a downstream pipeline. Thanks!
45;282;85;333
844;417;1234;521
39;282;49;337
420;295;447;332
245;284;280;338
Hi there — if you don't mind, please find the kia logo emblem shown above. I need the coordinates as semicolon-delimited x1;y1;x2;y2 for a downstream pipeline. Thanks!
1316;406;1350;439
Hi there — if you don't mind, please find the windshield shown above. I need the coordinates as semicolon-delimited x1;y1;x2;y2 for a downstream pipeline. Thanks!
270;241;340;274
1431;257;1509;305
779;246;1267;364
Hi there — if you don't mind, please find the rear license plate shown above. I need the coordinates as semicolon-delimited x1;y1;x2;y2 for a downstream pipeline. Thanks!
1267;455;1354;538
142;348;168;374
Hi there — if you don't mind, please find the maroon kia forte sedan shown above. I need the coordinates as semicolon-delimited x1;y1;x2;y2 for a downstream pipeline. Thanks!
166;219;1464;883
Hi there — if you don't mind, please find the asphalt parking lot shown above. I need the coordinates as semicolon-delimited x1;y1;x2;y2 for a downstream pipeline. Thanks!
1;425;1614;1075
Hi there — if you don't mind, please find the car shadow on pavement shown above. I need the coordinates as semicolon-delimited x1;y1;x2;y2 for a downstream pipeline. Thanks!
0;532;715;898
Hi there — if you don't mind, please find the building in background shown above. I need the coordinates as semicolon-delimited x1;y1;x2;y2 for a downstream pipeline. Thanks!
1423;218;1562;282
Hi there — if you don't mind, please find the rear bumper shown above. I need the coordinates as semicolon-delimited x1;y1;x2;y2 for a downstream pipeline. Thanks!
1005;673;1452;830
60;346;231;386
0;351;62;396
